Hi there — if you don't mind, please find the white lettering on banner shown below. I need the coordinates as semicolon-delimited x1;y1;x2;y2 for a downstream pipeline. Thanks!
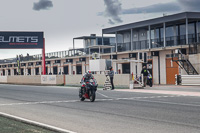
42;76;47;82
41;75;56;84
0;36;39;43
49;77;56;81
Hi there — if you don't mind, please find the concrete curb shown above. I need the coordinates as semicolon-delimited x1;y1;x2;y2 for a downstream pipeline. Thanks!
116;89;200;97
0;112;76;133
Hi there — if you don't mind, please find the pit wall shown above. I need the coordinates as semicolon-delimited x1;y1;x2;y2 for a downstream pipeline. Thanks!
65;74;131;88
0;75;64;85
0;74;131;88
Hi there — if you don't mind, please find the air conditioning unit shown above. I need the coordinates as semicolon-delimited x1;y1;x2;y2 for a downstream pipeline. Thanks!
92;53;100;59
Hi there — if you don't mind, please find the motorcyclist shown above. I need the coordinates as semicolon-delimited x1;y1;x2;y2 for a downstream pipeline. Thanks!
80;71;94;93
81;71;94;83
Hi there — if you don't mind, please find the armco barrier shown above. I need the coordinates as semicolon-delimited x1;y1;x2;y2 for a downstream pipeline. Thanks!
181;75;200;86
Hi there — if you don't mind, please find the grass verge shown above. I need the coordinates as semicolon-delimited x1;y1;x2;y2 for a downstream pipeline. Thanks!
0;115;58;133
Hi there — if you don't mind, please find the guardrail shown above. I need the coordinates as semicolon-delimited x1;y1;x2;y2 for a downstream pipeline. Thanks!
176;74;200;86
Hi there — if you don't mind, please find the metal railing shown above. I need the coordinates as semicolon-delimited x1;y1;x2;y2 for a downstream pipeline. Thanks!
151;38;164;48
1;34;200;64
117;42;131;52
132;40;149;50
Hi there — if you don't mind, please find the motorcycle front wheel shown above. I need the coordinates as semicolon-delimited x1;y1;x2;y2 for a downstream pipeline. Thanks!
79;88;85;101
89;90;96;102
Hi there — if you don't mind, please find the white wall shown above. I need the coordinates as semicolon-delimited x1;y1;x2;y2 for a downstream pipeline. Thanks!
188;54;200;74
82;62;86;74
0;76;7;83
153;56;159;84
159;51;171;84
69;63;72;75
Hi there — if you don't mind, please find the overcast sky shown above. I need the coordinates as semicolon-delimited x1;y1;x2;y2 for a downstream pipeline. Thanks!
0;0;199;59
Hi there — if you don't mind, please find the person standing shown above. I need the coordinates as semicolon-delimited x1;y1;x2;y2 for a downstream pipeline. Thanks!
109;67;115;90
141;66;148;87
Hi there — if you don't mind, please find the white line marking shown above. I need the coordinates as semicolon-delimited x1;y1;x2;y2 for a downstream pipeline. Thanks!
0;84;78;89
0;95;184;107
132;99;200;107
0;112;76;133
96;91;109;98
0;100;79;106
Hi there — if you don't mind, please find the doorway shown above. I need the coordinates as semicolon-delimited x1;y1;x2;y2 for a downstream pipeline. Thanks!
53;66;58;75
14;69;17;75
35;68;39;75
166;58;179;84
28;68;31;75
45;67;48;75
76;65;82;74
3;69;5;76
64;66;68;74
21;69;24;75
122;63;130;74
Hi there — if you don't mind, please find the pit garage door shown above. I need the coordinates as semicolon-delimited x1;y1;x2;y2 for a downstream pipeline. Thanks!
166;58;179;84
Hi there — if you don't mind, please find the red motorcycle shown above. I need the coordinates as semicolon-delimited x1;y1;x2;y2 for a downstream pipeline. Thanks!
79;78;98;102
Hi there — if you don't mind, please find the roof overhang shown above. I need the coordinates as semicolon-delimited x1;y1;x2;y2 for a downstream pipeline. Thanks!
73;36;114;40
103;12;200;34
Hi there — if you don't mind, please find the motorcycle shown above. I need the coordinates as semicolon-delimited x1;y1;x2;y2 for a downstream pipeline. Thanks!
79;78;98;102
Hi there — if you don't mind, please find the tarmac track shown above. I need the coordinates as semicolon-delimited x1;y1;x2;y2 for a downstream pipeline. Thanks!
0;84;200;133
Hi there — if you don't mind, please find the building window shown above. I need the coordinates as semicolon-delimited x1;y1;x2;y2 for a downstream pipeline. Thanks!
141;33;145;37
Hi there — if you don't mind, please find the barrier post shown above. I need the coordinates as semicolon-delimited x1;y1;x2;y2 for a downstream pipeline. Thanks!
42;38;46;75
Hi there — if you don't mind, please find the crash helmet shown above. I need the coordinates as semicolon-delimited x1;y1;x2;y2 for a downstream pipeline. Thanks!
87;70;92;78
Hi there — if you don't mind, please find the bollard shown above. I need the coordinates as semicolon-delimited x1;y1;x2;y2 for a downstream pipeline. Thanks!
129;81;134;89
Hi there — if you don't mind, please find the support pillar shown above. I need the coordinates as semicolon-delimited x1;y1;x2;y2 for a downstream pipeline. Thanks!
148;25;151;49
197;21;199;42
115;32;118;52
68;63;72;75
131;29;133;50
173;25;177;45
186;18;189;44
42;38;46;75
163;22;166;47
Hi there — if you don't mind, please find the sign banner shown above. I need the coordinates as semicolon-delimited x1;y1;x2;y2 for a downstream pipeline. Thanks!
41;75;56;84
0;32;44;49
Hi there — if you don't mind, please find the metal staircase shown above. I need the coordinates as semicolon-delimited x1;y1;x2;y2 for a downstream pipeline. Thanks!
172;49;199;75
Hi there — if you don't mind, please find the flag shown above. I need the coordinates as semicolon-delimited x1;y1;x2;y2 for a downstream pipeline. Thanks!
132;72;134;80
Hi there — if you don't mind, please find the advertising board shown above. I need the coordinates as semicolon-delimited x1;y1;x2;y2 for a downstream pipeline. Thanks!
0;32;43;49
